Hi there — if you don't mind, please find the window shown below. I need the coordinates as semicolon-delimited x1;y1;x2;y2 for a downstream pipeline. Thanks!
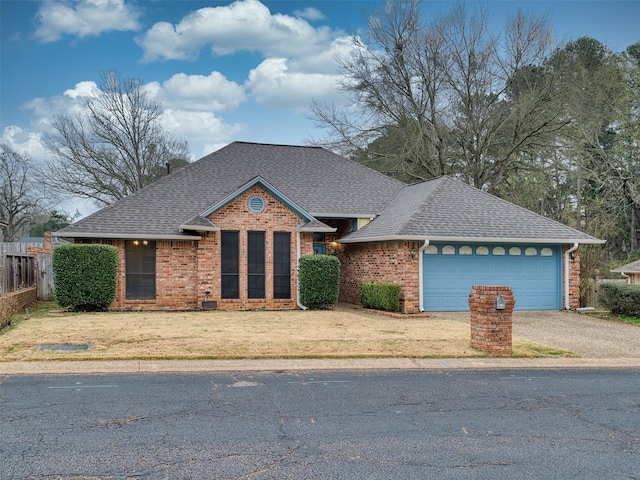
125;240;156;300
273;232;291;299
221;231;239;299
248;231;265;298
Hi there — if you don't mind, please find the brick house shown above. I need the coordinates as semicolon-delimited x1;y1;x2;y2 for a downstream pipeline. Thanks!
54;141;603;312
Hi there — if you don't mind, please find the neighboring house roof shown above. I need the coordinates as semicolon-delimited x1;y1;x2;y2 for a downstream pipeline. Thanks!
340;176;604;244
54;142;404;240
611;260;640;274
17;236;70;245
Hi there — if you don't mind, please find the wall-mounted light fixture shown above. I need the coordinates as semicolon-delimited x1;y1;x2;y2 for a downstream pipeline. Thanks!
410;248;417;257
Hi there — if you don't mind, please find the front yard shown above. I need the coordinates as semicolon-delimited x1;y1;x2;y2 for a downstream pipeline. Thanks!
0;302;573;361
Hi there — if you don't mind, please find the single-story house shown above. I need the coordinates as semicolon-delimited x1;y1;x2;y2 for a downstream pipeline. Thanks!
611;260;640;285
54;141;604;312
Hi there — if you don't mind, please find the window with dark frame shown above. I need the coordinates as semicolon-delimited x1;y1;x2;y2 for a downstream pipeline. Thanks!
221;231;240;299
273;232;291;299
125;240;156;300
247;231;265;299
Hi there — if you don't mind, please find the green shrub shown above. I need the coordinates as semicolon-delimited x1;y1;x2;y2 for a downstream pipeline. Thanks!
53;244;118;311
358;283;401;312
299;254;340;309
599;282;640;317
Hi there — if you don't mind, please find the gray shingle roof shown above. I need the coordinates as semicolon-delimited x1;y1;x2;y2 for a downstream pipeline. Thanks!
612;260;640;273
55;142;405;239
340;176;604;244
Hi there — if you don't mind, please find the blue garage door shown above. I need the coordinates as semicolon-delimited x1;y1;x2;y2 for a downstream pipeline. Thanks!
422;243;561;311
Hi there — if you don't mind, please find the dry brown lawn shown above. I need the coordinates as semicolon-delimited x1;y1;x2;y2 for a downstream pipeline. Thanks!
0;303;572;361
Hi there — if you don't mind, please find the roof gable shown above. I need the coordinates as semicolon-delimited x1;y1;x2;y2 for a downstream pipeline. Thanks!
341;176;604;245
201;176;314;222
54;142;404;239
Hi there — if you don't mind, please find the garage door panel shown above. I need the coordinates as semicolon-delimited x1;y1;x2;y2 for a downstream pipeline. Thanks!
423;243;561;311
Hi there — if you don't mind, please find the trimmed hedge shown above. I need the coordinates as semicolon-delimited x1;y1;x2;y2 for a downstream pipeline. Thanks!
53;244;118;311
299;254;340;309
599;282;640;317
359;283;401;312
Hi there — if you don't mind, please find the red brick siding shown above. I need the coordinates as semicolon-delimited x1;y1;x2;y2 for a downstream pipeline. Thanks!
468;285;514;356
0;286;37;313
337;241;421;314
205;184;309;310
563;245;581;310
79;186;313;311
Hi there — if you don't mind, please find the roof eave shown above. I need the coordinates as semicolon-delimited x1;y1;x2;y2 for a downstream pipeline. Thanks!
298;225;337;233
52;231;202;241
339;235;606;245
313;213;377;219
179;224;220;233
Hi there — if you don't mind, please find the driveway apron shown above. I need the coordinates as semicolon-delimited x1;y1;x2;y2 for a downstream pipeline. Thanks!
436;310;640;358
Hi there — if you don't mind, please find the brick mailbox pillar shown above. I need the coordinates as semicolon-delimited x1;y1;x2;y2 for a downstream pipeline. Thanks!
468;285;515;356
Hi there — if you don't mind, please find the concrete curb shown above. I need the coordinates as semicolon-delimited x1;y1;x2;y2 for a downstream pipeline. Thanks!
2;357;640;375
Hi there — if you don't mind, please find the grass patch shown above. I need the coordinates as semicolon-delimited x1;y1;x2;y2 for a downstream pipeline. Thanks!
591;312;640;326
0;302;571;361
511;338;576;357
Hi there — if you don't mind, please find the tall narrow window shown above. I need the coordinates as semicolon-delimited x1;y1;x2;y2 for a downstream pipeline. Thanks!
273;232;291;299
247;231;265;299
125;240;156;300
221;231;239;299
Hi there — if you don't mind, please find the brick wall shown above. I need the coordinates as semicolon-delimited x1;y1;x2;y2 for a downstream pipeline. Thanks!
205;184;309;310
89;239;199;311
337;240;421;314
0;286;37;314
79;186;313;311
468;285;514;356
563;245;581;310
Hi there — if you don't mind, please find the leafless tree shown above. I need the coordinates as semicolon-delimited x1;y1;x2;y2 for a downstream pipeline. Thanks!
0;144;41;241
311;1;567;193
43;71;190;206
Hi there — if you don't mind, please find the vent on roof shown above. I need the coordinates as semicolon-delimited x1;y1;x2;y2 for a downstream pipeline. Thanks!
249;196;265;213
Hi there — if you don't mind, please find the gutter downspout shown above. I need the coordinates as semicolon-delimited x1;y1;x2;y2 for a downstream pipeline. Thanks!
296;231;308;310
418;240;429;312
564;243;579;310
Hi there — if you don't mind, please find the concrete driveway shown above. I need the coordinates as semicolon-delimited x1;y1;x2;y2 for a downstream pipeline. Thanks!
435;310;640;358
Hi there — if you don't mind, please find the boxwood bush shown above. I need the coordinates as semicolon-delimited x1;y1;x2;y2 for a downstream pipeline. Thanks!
358;283;401;312
299;254;340;309
599;282;640;317
53;244;118;311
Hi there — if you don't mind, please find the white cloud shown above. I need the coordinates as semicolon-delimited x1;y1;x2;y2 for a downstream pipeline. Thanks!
246;58;343;111
34;0;140;43
147;72;246;112
160;109;246;158
293;7;326;21
1;126;48;161
136;0;337;62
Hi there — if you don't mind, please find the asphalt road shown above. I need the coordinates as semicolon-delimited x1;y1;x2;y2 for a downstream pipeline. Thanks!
2;368;639;479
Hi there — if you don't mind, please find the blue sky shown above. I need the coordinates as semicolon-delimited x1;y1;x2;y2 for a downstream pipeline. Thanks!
1;0;638;216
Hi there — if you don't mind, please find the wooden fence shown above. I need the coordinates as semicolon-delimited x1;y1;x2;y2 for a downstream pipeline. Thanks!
0;242;54;300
